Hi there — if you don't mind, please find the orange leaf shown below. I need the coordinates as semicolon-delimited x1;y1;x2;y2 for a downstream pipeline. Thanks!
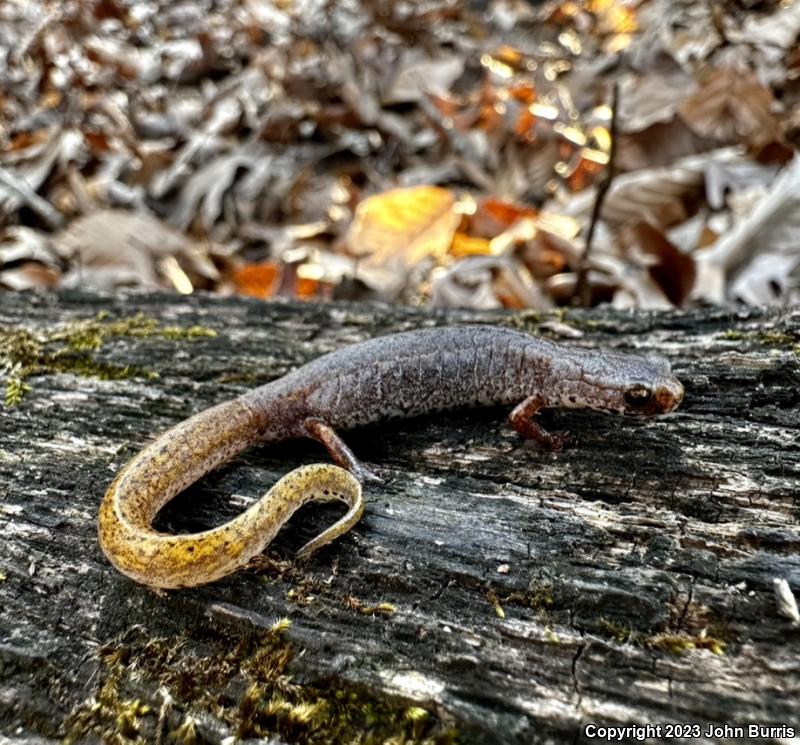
41;90;62;110
232;261;279;299
514;108;536;141
84;131;111;156
566;154;604;192
470;198;537;237
450;233;492;257
509;82;537;104
295;276;322;299
346;185;459;268
494;45;523;68
478;101;504;133
520;240;568;279
6;129;49;153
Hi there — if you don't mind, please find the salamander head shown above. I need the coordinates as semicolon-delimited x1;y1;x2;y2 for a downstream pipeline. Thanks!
554;350;684;416
604;352;684;416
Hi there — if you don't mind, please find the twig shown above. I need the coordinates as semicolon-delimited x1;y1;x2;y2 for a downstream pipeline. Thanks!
0;166;64;230
574;82;620;307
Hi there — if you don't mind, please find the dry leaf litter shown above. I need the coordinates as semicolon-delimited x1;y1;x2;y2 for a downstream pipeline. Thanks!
1;0;799;308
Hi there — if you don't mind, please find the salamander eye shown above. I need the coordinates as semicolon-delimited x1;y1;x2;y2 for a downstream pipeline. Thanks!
624;387;652;409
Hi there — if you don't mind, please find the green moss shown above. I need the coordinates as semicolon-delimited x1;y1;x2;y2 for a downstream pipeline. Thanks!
598;622;727;656
721;329;797;347
4;376;31;407
485;589;505;619
598;600;731;656
504;585;554;613
756;330;795;345
508;308;601;337
161;325;218;341
721;330;745;341
510;309;571;334
62;620;457;745
48;311;216;350
63;655;151;745
646;601;732;656
598;618;636;645
510;310;543;329
645;630;726;656
487;583;554;619
544;628;561;644
0;312;215;407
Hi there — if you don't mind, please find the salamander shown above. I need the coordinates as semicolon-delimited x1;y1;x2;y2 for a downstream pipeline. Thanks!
98;325;684;589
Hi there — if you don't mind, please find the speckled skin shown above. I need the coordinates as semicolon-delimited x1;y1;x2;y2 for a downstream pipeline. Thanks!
99;325;683;589
243;326;684;427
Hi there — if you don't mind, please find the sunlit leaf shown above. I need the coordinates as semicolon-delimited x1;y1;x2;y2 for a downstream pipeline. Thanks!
53;210;217;291
347;185;460;268
450;233;492;257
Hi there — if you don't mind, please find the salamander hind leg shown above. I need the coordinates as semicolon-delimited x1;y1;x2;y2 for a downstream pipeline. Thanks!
304;417;383;483
509;395;572;451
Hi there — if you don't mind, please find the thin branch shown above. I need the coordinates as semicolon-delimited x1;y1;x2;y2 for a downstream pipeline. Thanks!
0;166;64;230
574;82;620;307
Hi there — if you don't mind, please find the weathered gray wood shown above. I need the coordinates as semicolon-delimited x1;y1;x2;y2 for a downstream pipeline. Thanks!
1;290;799;744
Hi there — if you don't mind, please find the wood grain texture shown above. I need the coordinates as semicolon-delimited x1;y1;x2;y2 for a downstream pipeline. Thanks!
1;290;799;744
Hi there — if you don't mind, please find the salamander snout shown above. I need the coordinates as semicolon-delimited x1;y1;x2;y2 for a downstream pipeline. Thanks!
623;377;684;416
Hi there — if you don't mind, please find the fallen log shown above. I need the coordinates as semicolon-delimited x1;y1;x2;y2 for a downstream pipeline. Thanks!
1;290;798;743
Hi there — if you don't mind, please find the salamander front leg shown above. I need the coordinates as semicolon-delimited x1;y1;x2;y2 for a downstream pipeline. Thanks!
304;418;383;483
509;395;571;451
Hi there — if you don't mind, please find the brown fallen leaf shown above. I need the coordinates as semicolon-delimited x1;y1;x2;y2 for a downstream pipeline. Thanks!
618;221;697;307
53;209;218;291
0;262;61;291
600;154;707;229
382;50;465;105
617;59;698;134
617;116;721;172
679;67;782;149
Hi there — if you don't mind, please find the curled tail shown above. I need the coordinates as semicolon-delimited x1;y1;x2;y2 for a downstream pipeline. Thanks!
98;399;363;589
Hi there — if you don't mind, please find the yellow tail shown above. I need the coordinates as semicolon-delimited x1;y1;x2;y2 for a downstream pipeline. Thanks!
98;399;363;589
